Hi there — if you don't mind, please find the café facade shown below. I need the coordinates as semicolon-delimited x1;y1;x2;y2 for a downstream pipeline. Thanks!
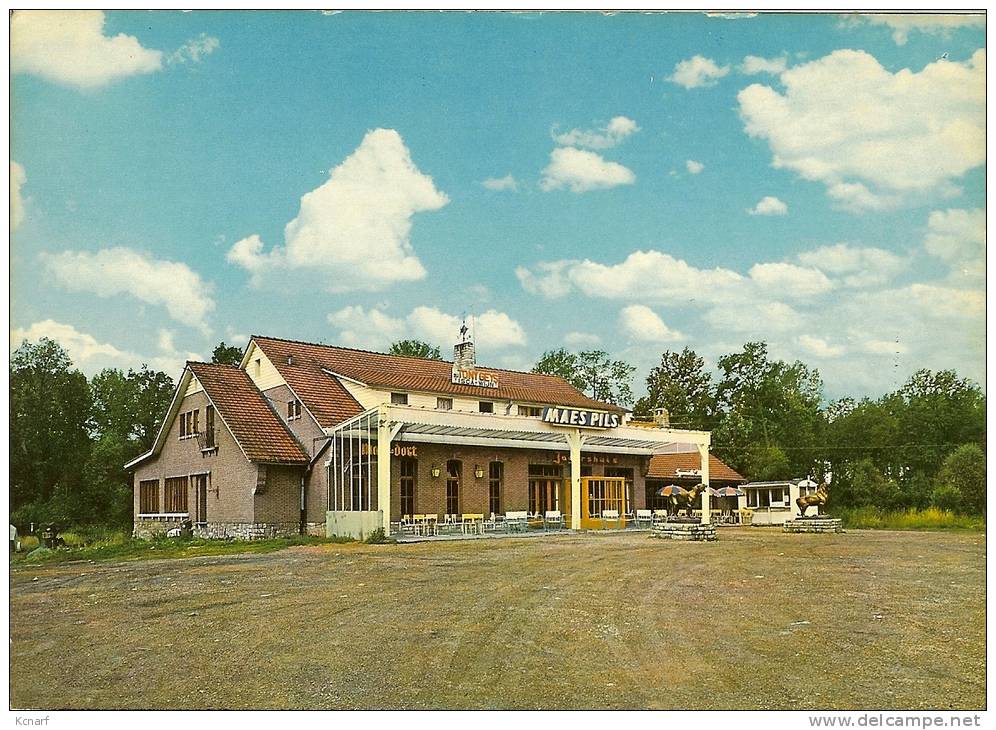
126;332;723;540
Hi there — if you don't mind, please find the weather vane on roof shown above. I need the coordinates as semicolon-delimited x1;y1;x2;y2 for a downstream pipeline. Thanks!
459;315;469;343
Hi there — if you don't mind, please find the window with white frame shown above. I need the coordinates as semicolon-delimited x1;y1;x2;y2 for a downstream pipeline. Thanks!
436;397;453;411
288;399;302;420
517;405;543;417
391;392;409;405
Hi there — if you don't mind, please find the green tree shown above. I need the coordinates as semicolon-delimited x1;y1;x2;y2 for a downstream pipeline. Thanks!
711;342;824;480
10;339;93;525
533;349;635;406
936;443;986;515
211;341;244;366
633;347;715;429
388;339;442;360
85;366;176;528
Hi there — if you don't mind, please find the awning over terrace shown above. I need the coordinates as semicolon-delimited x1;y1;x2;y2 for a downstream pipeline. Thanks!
394;420;694;454
324;404;714;531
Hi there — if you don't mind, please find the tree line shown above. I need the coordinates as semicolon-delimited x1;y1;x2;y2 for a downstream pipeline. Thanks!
531;343;986;516
9;337;985;529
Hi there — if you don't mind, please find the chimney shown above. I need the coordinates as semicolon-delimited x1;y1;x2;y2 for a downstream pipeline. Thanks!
653;407;670;428
452;319;476;375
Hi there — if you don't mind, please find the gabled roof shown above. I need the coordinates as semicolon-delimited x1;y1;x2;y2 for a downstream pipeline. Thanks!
647;452;746;483
187;362;309;465
250;335;624;427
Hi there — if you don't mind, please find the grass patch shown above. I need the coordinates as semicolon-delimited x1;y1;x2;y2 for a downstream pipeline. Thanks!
837;506;985;531
11;533;352;566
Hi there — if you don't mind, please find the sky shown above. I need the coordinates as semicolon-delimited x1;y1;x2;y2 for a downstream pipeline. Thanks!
9;10;987;401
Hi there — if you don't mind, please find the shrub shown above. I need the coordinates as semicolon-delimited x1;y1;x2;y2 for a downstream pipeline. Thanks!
931;485;963;514
363;528;389;544
936;444;986;515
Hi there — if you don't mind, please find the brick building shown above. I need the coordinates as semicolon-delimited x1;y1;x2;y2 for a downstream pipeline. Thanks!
127;331;726;540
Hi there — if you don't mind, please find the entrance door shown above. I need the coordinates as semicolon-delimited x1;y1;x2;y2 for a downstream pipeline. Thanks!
194;474;208;525
528;464;563;516
580;476;627;529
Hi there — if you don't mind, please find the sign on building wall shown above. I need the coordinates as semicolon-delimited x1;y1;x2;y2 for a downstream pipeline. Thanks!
541;407;620;429
359;443;419;458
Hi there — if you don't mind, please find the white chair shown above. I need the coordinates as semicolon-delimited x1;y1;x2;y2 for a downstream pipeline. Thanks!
505;511;528;533
544;510;564;530
601;509;620;529
635;509;653;529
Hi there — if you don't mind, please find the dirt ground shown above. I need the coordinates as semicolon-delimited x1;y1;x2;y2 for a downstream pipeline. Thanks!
9;528;986;710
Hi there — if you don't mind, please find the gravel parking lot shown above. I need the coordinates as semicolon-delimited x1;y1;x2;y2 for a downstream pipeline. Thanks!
9;528;986;710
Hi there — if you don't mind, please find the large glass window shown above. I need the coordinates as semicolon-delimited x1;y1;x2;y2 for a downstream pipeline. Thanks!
400;457;417;518
446;460;461;515
488;462;503;516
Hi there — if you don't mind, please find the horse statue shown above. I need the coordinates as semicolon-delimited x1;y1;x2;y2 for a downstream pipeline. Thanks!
673;482;708;518
796;481;830;517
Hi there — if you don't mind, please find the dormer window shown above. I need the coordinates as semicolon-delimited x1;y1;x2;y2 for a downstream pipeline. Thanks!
288;399;302;420
391;392;409;405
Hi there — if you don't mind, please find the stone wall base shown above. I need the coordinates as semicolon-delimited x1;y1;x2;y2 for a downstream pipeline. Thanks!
133;518;187;540
651;522;718;541
134;520;310;541
783;517;844;534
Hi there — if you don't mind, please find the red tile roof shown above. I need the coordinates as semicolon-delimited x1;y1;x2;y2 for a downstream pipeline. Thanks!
251;335;623;427
188;362;309;465
647;452;745;483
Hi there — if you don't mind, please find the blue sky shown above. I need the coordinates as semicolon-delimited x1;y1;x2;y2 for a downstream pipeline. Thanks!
10;11;986;400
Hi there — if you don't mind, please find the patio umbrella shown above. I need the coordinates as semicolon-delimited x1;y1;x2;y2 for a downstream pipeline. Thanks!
713;486;745;497
656;484;688;497
705;487;722;497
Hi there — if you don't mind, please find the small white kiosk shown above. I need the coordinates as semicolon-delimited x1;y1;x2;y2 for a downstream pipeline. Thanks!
739;479;820;525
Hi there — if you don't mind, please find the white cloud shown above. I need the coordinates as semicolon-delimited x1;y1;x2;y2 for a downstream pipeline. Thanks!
552;116;640;149
863;13;984;45
482;174;519;191
11;10;162;89
747;195;788;216
167;33;219;64
740;54;788;75
685;160;704;175
703;301;802;334
539;147;635;193
327;305;526;352
619;305;683;343
517;250;744;304
669;55;730;88
797;334;846;359
923;208;985;279
42;247;215;335
10;320;201;376
738;49;985;211
228;129;448;292
826;182;899;213
860;338;909;356
10;161;26;230
564;331;601;347
797;243;907;288
327;306;406;349
748;262;832;297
